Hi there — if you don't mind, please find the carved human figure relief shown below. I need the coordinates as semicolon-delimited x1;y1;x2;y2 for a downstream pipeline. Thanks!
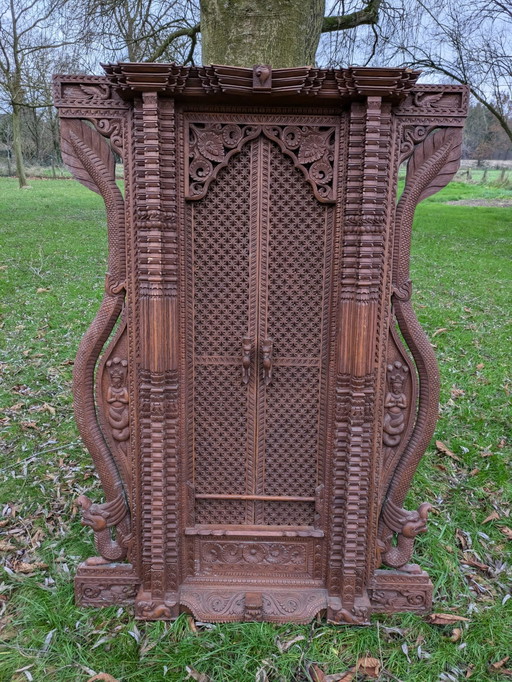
383;361;409;447
106;356;130;452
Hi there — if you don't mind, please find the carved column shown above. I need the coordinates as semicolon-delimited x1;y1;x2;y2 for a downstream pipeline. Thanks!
327;93;394;624
134;92;180;618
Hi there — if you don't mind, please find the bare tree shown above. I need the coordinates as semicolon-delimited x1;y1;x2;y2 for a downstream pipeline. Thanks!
81;0;200;64
81;0;384;68
373;0;512;143
199;0;383;67
0;0;79;186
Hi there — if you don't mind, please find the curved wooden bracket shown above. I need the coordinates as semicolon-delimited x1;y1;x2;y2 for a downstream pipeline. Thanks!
379;126;463;568
60;118;131;563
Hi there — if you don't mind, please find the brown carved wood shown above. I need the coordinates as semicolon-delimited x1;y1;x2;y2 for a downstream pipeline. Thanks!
53;64;468;624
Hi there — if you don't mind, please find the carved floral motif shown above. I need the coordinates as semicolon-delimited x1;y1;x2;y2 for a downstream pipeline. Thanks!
201;542;306;566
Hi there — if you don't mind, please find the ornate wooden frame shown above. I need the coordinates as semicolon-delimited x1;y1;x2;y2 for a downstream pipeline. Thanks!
53;64;467;624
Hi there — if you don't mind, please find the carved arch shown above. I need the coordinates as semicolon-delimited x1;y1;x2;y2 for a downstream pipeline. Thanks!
186;122;337;202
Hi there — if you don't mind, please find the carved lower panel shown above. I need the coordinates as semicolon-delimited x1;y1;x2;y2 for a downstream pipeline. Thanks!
180;587;327;624
75;563;139;606
195;538;314;579
369;570;432;613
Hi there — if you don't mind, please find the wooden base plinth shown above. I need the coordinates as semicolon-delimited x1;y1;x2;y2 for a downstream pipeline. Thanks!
75;564;432;623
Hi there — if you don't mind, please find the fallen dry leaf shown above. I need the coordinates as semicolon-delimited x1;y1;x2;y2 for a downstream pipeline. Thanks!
185;667;212;682
476;363;485;370
36;287;50;293
426;613;470;625
13;561;48;574
432;327;448;337
86;675;120;682
456;530;468;549
435;440;461;462
308;665;354;682
449;628;462;642
500;527;512;540
462;555;490;572
491;656;510;670
277;634;305;652
20;421;39;430
483;511;500;524
0;541;16;552
255;668;269;682
309;666;327;682
356;657;381;679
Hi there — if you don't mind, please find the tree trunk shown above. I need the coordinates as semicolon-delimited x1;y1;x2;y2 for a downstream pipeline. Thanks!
200;0;325;68
12;103;28;188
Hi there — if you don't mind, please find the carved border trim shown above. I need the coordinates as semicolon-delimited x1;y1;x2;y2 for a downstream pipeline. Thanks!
100;63;420;100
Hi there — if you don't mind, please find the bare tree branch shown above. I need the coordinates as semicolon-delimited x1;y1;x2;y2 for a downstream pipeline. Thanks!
147;22;200;62
322;0;381;33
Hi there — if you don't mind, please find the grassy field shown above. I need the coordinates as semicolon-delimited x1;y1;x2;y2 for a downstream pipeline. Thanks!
0;176;511;681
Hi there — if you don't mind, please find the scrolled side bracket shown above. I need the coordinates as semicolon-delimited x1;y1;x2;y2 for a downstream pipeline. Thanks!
60;117;131;563
379;126;464;570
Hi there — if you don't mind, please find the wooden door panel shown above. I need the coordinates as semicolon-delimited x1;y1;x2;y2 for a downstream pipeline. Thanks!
187;129;337;529
189;145;254;524
259;142;334;527
55;66;467;621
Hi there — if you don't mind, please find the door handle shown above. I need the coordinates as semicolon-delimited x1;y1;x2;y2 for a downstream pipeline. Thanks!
241;336;252;384
262;337;273;386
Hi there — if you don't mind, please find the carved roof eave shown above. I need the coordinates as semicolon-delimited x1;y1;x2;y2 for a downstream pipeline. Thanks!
99;63;422;102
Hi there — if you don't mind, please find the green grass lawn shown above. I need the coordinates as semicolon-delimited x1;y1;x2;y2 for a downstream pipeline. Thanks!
0;177;511;681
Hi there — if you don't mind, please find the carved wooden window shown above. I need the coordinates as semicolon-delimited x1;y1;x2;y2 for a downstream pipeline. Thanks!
53;65;468;624
187;126;337;530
